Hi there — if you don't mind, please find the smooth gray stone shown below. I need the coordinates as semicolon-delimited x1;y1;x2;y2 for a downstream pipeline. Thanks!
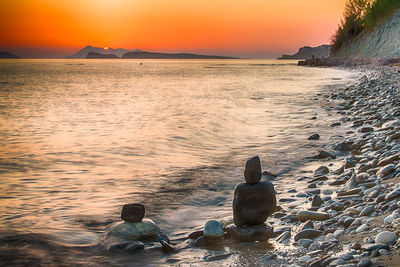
233;181;276;227
294;229;323;241
244;156;262;184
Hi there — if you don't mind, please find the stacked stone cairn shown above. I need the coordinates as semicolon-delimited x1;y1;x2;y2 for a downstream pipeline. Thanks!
194;156;277;246
227;155;277;241
105;203;172;252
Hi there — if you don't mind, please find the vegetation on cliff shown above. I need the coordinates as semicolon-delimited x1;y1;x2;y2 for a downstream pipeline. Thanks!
331;0;400;54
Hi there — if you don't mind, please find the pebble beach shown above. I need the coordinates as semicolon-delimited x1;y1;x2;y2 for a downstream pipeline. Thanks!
156;65;400;266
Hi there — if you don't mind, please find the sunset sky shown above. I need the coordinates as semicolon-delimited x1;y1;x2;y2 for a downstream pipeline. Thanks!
0;0;346;58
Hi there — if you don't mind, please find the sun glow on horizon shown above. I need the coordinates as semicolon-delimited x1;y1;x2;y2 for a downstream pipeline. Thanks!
104;47;109;50
0;0;347;58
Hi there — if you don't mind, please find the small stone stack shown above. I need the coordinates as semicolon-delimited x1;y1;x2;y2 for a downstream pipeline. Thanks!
227;156;277;241
121;203;145;223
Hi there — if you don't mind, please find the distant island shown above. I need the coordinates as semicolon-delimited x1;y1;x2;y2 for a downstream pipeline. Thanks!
121;51;237;59
0;52;20;59
278;45;330;60
67;45;132;59
86;52;119;59
68;45;237;59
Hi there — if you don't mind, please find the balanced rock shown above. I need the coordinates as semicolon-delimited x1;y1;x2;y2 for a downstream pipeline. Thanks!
244;156;262;184
121;203;145;223
233;181;276;226
226;223;273;242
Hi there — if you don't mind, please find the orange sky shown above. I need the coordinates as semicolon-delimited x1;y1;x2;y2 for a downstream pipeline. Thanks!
0;0;346;58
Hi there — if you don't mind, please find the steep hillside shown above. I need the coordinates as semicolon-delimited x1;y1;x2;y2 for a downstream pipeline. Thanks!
334;8;400;58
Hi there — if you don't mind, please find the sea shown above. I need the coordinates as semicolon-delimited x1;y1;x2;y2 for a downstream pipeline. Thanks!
0;59;359;266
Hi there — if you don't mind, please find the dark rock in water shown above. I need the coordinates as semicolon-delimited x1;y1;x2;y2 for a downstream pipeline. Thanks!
233;181;276;226
244;156;262;184
188;230;203;239
107;240;145;252
308;134;320;140
334;141;354;151
194;236;208;247
315;150;336;159
159;239;175;253
314;166;329;176
262;171;277;181
121;203;145;223
226;223;273;242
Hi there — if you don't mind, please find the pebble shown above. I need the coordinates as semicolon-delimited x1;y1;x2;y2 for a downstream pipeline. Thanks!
296;211;329;221
358;259;373;267
375;231;397;245
311;195;324;207
359;206;374;217
203;220;224;239
294;229;323;241
356;224;369;233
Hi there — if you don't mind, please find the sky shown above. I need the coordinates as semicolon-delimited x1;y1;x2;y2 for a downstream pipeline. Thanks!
0;0;347;58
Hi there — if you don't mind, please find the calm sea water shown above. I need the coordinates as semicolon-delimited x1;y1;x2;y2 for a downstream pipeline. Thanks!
0;59;357;265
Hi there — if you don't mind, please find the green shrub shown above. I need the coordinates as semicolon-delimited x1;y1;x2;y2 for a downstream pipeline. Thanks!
331;0;400;55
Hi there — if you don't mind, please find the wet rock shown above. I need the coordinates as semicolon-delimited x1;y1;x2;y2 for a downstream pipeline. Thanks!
159;239;175;253
262;171;277;181
316;150;336;159
375;231;397;245
308;134;320;140
226;223;273;242
244;156;262;184
294;229;323;241
334;141;354;152
188;230;203;239
106;239;145;252
203;220;224;239
121;203;145;223
314;166;329;176
203;253;234;262
296;211;329;221
106;219;161;240
233;181;276;226
311;195;324;207
194;236;208;247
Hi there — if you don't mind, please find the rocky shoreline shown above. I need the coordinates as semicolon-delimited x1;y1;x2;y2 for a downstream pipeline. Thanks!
255;65;400;267
101;65;400;267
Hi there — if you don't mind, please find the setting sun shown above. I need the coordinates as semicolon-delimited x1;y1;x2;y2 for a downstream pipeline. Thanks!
104;47;109;50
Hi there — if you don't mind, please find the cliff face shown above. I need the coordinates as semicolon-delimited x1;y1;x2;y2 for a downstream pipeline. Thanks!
279;45;330;60
335;9;400;58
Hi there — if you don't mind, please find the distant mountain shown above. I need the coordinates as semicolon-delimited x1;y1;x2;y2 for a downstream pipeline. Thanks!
86;52;120;59
67;45;134;59
279;45;331;60
0;52;20;59
122;51;237;59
